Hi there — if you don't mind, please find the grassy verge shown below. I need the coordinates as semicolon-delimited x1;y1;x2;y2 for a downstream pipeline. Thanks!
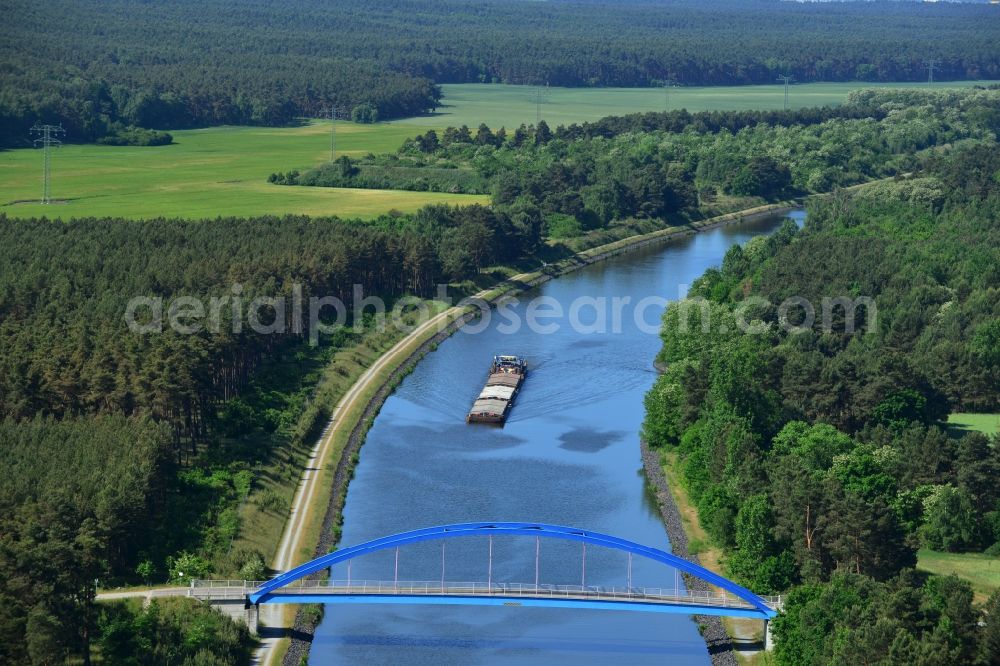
288;304;463;567
661;452;726;580
660;451;772;665
229;304;450;570
917;549;1000;604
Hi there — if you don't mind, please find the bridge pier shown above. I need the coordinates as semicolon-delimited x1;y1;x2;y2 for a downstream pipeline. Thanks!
245;603;259;635
763;596;783;651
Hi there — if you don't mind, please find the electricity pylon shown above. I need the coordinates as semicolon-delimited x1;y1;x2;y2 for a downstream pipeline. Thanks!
532;83;549;124
322;106;345;162
30;124;65;204
926;59;939;84
777;75;794;111
664;79;679;110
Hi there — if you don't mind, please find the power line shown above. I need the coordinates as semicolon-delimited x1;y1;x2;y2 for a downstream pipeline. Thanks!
777;75;794;111
30;123;65;204
925;59;939;84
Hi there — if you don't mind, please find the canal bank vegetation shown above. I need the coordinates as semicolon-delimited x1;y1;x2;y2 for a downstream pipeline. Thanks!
285;299;466;568
654;450;771;661
224;300;452;585
643;143;1000;664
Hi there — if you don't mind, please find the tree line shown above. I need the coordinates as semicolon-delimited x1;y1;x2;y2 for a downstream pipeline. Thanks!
288;89;1000;239
642;143;1000;663
0;209;541;445
279;101;893;195
0;52;440;147
3;0;999;146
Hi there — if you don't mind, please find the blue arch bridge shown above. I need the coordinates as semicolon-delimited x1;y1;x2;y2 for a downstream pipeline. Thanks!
189;522;782;645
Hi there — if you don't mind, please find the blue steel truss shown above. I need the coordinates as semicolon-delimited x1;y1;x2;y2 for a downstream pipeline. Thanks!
248;522;776;618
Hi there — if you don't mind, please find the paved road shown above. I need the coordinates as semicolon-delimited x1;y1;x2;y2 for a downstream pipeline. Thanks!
96;586;188;606
97;586;186;599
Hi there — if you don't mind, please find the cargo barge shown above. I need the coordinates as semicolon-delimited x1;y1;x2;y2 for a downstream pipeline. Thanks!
467;355;527;424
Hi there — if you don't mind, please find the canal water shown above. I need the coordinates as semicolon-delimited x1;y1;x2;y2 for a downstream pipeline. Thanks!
311;210;805;664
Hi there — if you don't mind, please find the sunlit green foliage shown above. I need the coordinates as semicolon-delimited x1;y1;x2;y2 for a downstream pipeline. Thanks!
644;143;1000;659
645;146;1000;589
314;90;1000;236
96;598;253;665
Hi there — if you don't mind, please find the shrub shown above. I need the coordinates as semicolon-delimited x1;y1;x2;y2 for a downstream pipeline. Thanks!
254;488;287;514
351;103;379;123
166;551;212;583
237;550;267;581
97;126;173;146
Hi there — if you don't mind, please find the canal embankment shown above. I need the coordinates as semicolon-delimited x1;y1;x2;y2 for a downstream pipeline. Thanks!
271;201;799;665
640;441;740;666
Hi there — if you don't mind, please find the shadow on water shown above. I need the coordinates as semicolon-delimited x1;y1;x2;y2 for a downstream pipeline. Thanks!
558;427;626;453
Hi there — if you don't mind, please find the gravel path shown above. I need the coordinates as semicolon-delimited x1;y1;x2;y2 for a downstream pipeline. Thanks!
280;309;478;666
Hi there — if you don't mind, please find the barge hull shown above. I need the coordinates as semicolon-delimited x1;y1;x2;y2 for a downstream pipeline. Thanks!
467;356;527;425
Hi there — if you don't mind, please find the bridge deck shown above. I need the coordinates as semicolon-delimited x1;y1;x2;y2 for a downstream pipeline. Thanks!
189;580;780;619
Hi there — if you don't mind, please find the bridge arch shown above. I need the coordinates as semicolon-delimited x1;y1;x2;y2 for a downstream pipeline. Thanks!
249;522;774;616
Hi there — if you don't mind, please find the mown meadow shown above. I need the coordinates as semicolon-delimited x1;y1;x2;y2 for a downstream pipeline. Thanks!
3;81;997;221
394;81;1000;128
0;122;487;220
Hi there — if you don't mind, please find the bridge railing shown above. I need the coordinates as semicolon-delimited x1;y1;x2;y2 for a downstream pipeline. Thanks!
187;579;267;600
190;579;267;588
188;579;782;610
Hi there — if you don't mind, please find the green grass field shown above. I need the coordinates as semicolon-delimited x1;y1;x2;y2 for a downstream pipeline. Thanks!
393;81;1000;129
918;549;1000;602
0;122;487;220
3;80;997;221
948;413;1000;437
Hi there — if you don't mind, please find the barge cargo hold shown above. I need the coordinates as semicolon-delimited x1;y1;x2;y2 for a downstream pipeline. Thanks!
467;355;527;424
